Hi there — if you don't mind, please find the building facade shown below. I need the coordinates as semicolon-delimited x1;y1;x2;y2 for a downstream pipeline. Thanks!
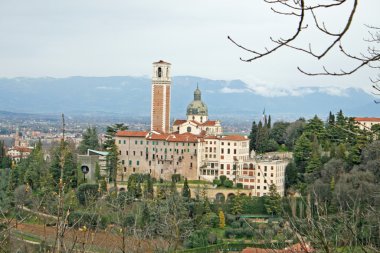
115;61;288;196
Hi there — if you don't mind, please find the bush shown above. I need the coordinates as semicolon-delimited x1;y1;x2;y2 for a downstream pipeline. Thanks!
234;228;245;238
213;179;221;186
226;214;236;225
236;183;243;189
219;175;227;185
68;211;100;229
231;221;241;229
244;227;254;237
208;212;219;228
223;180;233;188
76;183;100;206
208;232;217;244
225;228;235;238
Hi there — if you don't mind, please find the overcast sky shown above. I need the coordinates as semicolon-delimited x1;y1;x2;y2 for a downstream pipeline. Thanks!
0;0;379;92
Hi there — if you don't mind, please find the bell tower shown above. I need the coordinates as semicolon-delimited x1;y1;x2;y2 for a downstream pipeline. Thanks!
151;60;171;133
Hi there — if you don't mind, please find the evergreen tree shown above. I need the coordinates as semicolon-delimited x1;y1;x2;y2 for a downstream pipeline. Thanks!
230;192;243;215
256;121;269;153
219;210;225;229
248;121;258;152
49;142;78;192
264;184;282;216
182;178;191;200
78;127;100;154
267;115;271;128
293;133;312;173
104;123;127;186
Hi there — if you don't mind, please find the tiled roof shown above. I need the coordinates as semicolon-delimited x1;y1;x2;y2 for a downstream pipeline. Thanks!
173;119;187;125
115;131;149;137
14;146;32;152
172;119;218;127
153;60;171;65
354;117;380;122
200;120;218;126
221;135;248;141
166;133;199;143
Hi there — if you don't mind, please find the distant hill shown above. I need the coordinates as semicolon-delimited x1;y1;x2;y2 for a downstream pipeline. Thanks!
0;76;377;121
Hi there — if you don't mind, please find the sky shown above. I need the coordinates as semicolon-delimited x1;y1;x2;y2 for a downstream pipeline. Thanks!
0;0;379;94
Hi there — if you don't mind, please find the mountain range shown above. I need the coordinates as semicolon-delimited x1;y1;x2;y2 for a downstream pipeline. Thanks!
0;76;377;121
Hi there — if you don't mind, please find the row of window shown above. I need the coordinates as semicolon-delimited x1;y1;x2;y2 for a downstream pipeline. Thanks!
118;139;196;147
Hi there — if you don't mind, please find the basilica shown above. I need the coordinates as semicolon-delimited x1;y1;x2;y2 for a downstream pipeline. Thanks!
115;61;287;196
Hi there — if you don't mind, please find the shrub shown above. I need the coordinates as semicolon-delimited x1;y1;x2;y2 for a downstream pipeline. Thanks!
219;175;227;185
224;228;234;238
231;221;241;229
68;211;99;229
208;232;217;244
76;183;100;206
226;214;236;225
236;183;243;189
213;179;221;186
244;227;254;237
223;180;233;188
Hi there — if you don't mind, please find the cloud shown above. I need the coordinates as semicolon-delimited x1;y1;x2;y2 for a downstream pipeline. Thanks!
95;86;121;90
220;87;248;93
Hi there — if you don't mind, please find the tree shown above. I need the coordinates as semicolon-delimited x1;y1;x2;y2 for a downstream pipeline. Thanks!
264;184;281;216
293;133;312;173
182;178;191;200
104;123;128;187
270;121;290;145
78;127;100;154
219;210;225;229
228;1;379;80
248;121;258;152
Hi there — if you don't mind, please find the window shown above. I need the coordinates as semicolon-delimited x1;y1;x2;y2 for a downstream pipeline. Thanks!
227;149;230;154
233;149;236;154
157;67;162;77
140;140;143;144
190;162;193;167
221;164;224;170
124;167;126;172
121;160;125;165
118;140;121;144
264;186;267;190
119;150;121;155
137;161;139;166
140;151;143;156
123;140;126;144
221;148;224;154
129;160;132;166
133;151;135;156
187;126;191;132
135;140;137;144
257;186;260;189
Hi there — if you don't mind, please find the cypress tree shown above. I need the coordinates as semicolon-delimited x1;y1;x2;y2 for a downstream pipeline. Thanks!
182;178;191;200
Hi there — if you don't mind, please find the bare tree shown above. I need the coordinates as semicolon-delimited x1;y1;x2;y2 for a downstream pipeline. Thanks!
228;0;379;78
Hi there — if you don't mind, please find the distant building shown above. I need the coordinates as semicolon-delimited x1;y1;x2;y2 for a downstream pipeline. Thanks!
77;149;108;183
115;61;288;196
354;117;380;131
7;146;33;162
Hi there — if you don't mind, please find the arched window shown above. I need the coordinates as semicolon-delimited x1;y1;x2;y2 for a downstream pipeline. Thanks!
187;126;191;132
157;67;162;77
192;116;195;120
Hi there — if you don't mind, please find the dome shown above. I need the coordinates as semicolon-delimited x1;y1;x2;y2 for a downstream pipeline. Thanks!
186;86;208;116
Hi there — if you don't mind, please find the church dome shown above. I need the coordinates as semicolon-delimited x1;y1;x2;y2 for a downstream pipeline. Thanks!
186;86;208;116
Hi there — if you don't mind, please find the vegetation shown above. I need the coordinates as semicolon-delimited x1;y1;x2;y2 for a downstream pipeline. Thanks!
0;112;379;252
